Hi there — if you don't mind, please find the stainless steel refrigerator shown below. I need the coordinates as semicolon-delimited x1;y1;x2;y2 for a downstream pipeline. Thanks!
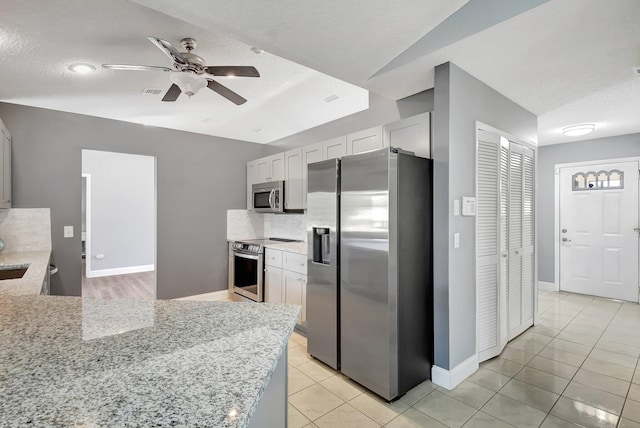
307;147;433;401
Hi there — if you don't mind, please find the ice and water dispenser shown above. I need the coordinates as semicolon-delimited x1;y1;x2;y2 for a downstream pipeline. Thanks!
312;227;331;265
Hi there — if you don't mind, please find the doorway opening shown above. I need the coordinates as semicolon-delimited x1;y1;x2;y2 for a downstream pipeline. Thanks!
81;150;156;300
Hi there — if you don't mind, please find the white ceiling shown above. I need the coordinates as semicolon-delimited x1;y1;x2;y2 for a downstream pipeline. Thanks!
2;0;639;145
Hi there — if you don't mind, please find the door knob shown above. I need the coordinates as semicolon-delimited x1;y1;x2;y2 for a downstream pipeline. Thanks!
562;237;571;242
634;227;640;233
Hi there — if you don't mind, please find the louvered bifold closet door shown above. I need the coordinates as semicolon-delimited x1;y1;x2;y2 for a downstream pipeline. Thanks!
476;130;504;362
520;146;535;328
508;142;534;339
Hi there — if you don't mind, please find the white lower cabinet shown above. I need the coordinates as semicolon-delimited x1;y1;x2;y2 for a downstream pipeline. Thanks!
265;267;284;303
264;248;307;324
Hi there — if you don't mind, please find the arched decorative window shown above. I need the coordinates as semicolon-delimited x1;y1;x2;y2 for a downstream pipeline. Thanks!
572;169;624;191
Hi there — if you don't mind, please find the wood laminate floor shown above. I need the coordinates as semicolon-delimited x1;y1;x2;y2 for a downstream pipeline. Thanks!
82;263;155;300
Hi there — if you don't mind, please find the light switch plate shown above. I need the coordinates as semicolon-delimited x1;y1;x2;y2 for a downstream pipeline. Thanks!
63;226;74;238
454;232;460;248
453;199;460;216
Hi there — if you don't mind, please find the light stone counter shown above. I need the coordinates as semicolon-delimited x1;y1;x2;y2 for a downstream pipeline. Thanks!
0;250;50;295
264;241;307;255
0;295;300;427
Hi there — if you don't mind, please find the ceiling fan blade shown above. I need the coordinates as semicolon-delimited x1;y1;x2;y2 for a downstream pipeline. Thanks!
162;84;181;102
205;66;260;78
102;64;173;72
147;37;187;65
206;79;247;105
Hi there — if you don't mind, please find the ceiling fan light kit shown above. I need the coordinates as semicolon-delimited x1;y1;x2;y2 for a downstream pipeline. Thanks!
170;72;207;97
561;123;596;137
102;36;260;104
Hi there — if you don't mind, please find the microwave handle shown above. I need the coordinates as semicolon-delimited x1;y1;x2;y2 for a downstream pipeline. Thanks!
268;188;275;209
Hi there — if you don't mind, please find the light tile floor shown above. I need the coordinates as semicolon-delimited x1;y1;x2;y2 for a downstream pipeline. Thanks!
287;291;640;427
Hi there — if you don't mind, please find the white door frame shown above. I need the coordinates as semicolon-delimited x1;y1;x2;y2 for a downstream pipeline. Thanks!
82;173;92;279
554;156;640;300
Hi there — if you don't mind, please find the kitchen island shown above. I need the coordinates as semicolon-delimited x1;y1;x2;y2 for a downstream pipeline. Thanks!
0;295;299;427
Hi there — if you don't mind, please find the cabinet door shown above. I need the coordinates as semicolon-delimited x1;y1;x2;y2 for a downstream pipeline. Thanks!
346;125;384;155
323;136;347;160
246;160;260;209
0;125;10;208
270;153;285;181
266;267;284;303
384;113;430;158
284;148;303;210
302;142;324;209
284;270;303;323
257;157;271;182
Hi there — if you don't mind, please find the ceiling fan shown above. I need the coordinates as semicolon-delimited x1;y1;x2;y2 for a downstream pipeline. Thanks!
102;37;260;105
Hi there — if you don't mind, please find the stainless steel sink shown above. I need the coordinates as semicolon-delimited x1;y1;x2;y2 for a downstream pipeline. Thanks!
0;265;29;280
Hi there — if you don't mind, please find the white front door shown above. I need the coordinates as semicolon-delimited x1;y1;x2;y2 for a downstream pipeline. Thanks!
559;161;639;302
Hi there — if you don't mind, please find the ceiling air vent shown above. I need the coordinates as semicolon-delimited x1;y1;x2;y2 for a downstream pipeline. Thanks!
142;88;164;95
322;93;340;103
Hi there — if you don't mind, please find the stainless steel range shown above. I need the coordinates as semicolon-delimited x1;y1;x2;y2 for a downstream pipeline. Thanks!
230;238;300;302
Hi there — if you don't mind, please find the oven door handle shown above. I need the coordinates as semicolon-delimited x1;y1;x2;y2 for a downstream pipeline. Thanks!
268;188;275;209
233;251;261;260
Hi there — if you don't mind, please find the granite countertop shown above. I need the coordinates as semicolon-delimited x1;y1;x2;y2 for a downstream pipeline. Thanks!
263;241;307;255
0;295;300;427
0;251;50;295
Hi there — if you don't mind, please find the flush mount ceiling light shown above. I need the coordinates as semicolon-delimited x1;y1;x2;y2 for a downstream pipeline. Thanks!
68;63;96;74
561;123;595;137
169;71;207;97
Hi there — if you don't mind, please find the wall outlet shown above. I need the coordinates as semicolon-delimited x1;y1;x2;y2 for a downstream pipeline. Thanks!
63;226;74;238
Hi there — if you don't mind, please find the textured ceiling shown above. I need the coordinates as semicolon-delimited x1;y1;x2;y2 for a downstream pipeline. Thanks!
2;0;639;145
0;0;369;143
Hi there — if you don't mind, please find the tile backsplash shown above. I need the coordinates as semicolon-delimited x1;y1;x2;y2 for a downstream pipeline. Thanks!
227;210;306;242
0;208;52;252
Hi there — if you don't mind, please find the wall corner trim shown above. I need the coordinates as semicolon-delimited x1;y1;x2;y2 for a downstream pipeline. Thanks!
538;281;558;292
431;354;479;390
86;264;154;278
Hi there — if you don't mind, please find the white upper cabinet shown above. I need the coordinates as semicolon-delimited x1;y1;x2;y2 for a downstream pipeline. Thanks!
346;125;385;156
302;142;323;209
246;160;259;209
0;119;12;209
384;113;431;158
245;113;432;211
269;153;285;182
284;148;303;210
322;136;347;160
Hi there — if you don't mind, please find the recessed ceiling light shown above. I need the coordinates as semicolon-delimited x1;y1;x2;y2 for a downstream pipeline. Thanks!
561;123;595;137
68;63;96;74
250;47;264;54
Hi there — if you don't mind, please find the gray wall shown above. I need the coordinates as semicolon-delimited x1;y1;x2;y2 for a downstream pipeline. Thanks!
537;133;640;283
268;90;434;149
0;102;268;298
82;150;155;272
433;63;537;369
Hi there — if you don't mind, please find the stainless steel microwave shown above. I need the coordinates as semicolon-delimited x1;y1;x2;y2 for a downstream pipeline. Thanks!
252;181;284;213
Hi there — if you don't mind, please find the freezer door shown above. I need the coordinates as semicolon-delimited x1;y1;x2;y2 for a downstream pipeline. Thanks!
340;148;397;400
306;159;340;369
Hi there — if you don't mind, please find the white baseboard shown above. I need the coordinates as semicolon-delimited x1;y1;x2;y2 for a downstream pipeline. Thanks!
174;289;231;302
87;264;154;278
538;281;558;292
432;354;479;390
